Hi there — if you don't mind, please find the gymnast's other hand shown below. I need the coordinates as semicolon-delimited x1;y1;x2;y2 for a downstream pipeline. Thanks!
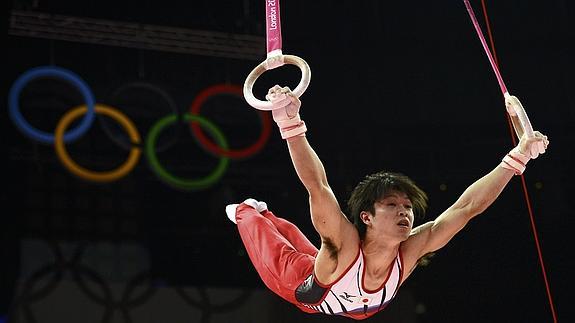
518;131;548;159
266;85;302;124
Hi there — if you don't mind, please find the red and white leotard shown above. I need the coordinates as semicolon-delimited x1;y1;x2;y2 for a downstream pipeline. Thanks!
295;248;403;320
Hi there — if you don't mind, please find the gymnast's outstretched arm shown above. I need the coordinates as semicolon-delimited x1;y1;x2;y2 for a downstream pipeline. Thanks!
400;131;549;277
266;85;358;257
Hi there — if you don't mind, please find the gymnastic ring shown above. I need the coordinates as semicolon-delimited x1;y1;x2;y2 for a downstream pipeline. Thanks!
55;104;142;183
503;92;535;139
8;66;96;144
190;84;272;159
243;54;311;111
146;113;229;191
102;82;181;152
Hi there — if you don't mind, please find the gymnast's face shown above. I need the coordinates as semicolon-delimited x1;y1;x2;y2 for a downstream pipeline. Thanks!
362;191;414;241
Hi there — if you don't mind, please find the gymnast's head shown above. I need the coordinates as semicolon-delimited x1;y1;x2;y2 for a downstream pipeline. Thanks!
346;171;428;240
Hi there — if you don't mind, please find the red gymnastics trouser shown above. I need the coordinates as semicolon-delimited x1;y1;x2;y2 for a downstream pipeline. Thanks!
235;203;319;310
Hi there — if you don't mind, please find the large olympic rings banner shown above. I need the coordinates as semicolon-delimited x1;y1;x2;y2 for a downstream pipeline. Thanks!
8;65;272;191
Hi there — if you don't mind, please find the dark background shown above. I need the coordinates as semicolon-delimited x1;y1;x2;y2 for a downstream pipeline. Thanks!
2;0;573;322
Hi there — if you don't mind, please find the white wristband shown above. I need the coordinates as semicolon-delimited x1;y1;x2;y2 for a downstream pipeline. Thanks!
280;121;307;139
500;147;529;175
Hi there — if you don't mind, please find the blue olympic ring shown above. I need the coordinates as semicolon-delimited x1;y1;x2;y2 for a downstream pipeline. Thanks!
8;65;96;144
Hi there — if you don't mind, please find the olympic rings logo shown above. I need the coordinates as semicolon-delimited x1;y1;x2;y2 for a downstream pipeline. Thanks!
11;239;254;323
9;65;272;190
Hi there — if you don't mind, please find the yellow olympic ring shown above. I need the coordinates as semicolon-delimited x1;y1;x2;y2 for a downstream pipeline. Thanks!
55;104;142;182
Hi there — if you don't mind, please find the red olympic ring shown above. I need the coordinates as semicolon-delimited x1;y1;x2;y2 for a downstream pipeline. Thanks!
190;84;272;159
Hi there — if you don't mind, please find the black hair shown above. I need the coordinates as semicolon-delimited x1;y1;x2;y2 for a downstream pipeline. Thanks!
347;171;428;239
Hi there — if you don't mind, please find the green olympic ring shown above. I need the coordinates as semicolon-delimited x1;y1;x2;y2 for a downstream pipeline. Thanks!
146;113;230;191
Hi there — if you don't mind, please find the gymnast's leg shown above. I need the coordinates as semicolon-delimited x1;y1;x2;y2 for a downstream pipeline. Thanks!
261;209;318;257
226;200;315;304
